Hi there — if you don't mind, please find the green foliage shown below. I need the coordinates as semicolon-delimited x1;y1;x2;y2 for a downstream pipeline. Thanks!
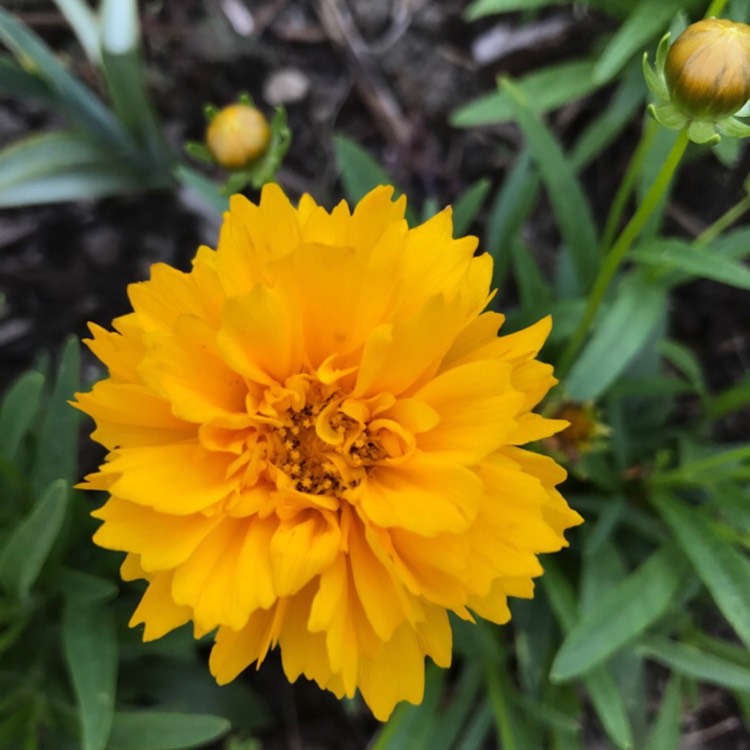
0;3;287;208
0;342;267;749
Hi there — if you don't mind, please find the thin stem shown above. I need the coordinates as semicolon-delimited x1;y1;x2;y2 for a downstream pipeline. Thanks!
695;193;750;247
557;129;690;379
601;118;658;251
704;0;728;18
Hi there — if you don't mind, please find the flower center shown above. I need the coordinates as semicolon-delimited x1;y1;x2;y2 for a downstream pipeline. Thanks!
268;390;387;496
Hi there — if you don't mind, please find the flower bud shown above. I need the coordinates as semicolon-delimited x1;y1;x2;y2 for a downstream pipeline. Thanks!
665;19;750;120
206;103;271;169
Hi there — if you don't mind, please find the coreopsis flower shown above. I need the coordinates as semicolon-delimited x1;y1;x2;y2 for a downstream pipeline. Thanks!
644;19;750;143
74;184;582;720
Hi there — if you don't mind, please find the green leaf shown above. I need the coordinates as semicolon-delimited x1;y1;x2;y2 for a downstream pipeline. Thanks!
0;54;54;103
708;375;750;420
631;241;750;289
451;60;599;128
0;130;129;195
653;493;750;650
550;544;689;681
0;166;143;207
485;655;541;750
638;635;750;691
173;164;228;214
52;0;101;63
451;178;490;236
0;7;129;149
570;62;645;171
644;674;681;750
542;561;634;750
63;600;118;750
334;135;416;224
502;78;599;290
593;0;698;84
334;134;395;201
99;0;171;176
107;712;231;750
485;151;539;292
653;445;750;486
464;0;565;20
0;371;44;462
584;670;634;750
0;479;69;598
33;335;80;495
512;240;554;310
658;339;705;394
565;275;666;401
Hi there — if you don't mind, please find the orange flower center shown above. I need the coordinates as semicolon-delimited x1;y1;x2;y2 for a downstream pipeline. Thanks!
265;386;388;497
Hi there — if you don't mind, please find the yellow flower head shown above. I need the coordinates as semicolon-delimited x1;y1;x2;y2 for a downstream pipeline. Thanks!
206;103;271;169
74;185;582;720
665;18;750;120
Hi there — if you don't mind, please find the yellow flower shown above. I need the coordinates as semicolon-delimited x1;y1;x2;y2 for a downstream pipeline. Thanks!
205;103;270;169
74;185;582;720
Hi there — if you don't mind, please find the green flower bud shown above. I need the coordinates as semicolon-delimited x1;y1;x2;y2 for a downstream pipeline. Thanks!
665;19;750;120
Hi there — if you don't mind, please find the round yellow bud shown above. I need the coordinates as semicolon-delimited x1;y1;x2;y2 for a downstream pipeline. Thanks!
665;19;750;120
205;104;271;169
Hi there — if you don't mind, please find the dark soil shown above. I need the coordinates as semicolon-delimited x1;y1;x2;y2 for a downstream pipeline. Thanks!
1;1;749;748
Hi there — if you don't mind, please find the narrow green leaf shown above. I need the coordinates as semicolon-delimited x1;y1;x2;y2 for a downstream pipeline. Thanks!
63;601;118;750
107;712;230;750
570;62;644;171
173;164;228;214
0;479;69;598
658;340;705;394
542;562;634;750
485;151;539;292
713;482;750;536
653;493;750;649
551;544;688;681
631;242;750;289
565;275;667;401
451;178;490;236
638;635;750;691
512;240;554;310
485;658;541;750
581;669;634;750
593;0;698;84
334;134;395;201
0;130;123;194
503;78;599;290
33;335;80;495
653;445;750;486
52;0;101;63
0;55;54;103
451;60;599;128
0;7;129;149
707;375;750;419
0;371;44;461
645;674;681;750
464;0;564;21
0;167;142;207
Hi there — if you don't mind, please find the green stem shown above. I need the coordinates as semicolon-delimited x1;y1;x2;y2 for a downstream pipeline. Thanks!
704;0;728;17
600;118;658;252
695;193;750;247
557;128;689;379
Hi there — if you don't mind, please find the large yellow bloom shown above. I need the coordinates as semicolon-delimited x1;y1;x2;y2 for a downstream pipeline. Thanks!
74;184;582;720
